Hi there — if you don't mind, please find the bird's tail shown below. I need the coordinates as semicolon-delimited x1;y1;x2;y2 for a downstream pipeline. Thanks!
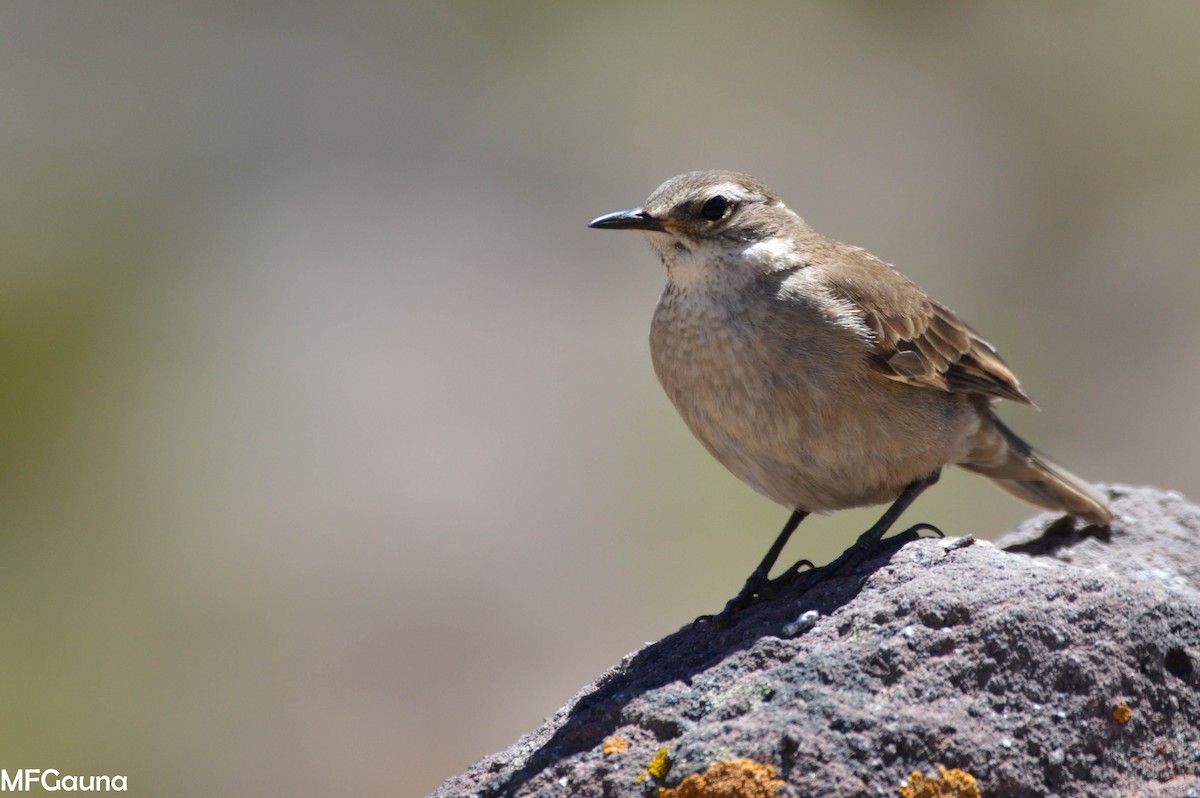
960;414;1112;526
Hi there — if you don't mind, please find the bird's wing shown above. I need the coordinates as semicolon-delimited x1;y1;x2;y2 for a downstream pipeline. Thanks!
819;243;1033;405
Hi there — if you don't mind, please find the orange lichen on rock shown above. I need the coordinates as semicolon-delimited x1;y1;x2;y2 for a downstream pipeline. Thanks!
899;766;981;798
603;736;630;755
658;758;782;798
1112;704;1133;724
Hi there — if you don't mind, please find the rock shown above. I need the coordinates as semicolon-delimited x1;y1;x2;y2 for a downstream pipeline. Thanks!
432;485;1200;798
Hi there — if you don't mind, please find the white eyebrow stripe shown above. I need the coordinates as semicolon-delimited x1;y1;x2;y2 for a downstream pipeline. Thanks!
708;182;759;202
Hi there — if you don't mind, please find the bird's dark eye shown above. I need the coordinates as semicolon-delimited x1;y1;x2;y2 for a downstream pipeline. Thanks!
701;195;728;221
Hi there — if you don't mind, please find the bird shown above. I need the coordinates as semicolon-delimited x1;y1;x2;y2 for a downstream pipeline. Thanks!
589;170;1111;614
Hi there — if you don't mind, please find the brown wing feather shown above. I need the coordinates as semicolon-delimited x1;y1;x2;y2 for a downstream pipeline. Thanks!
817;242;1033;405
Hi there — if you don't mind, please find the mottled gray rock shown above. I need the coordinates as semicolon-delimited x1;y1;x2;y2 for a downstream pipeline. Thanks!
433;485;1200;798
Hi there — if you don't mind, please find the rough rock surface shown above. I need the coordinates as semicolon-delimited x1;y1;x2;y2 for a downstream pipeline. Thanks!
433;485;1200;797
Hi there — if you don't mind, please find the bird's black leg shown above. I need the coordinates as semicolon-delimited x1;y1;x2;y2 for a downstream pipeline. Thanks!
697;509;809;624
697;472;943;626
809;470;942;582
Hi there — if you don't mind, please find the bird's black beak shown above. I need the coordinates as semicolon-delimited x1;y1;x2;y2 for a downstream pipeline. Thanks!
588;207;665;232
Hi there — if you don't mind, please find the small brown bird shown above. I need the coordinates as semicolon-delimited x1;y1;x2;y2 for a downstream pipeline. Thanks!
590;170;1111;611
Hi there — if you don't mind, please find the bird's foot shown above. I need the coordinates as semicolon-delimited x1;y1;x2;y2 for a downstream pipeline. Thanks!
779;558;817;579
694;559;817;628
694;573;771;627
800;520;943;590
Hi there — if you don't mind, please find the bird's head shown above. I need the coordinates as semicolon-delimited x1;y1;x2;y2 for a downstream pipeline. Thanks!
589;170;807;288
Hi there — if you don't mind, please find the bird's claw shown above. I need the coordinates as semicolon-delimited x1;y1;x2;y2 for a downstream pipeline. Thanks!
902;522;944;538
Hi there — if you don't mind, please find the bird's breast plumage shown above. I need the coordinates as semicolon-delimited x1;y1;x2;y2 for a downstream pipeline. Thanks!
649;273;975;512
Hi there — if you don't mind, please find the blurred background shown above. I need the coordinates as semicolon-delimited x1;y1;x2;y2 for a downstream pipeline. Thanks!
2;2;1198;795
